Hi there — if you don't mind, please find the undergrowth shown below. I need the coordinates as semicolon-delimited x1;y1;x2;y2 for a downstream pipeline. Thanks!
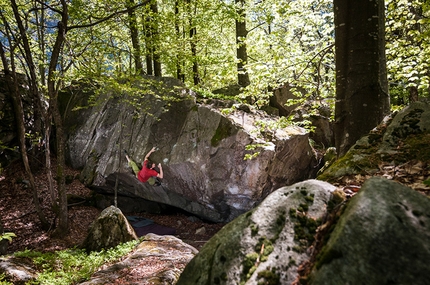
1;239;139;285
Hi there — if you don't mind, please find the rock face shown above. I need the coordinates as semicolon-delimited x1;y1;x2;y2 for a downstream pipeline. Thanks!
176;180;336;285
78;234;197;285
0;256;37;285
318;101;430;181
309;177;430;285
61;78;319;222
81;206;138;252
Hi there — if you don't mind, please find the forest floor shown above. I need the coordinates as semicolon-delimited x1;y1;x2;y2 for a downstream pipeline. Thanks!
0;154;429;284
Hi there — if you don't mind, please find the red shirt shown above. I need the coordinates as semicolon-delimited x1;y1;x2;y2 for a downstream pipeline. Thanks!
137;160;158;182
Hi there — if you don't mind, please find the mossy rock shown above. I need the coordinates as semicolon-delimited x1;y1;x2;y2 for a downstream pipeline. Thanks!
211;116;238;147
318;102;430;182
309;177;430;285
176;180;336;285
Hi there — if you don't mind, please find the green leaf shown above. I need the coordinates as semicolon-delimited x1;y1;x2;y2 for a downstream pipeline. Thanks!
0;232;16;243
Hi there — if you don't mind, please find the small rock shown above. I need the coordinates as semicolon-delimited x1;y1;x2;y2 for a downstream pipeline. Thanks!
80;206;138;252
195;227;206;235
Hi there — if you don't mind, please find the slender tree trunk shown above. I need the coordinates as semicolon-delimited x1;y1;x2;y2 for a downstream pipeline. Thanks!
7;0;50;230
0;47;50;232
190;26;199;85
187;0;199;85
334;0;389;157
235;0;250;87
408;86;419;102
30;0;46;170
144;0;161;76
48;0;69;237
175;1;185;82
127;0;144;75
151;1;162;77
144;11;154;75
43;116;58;211
39;5;57;212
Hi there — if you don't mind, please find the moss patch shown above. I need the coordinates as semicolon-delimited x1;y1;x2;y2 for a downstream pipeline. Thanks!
211;117;237;147
243;252;259;279
402;133;430;162
256;267;280;285
289;190;321;252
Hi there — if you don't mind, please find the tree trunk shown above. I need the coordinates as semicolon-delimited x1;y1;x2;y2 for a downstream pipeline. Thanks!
334;0;390;157
235;0;250;87
151;1;162;77
48;0;69;237
175;1;185;82
0;43;49;231
408;86;419;102
127;0;144;75
144;4;154;75
7;0;50;230
190;27;199;85
143;0;161;76
187;0;199;85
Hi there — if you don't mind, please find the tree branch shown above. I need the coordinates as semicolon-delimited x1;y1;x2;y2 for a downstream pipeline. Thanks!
68;1;150;31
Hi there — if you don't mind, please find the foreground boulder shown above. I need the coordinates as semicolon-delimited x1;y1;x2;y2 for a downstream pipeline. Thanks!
0;234;197;285
176;180;336;285
0;256;37;285
81;206;138;252
78;234;197;285
308;177;430;284
61;78;319;222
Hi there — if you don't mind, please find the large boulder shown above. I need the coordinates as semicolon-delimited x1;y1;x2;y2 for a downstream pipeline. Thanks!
0;256;37;285
81;206;138;252
78;234;198;285
61;78;319;222
176;179;337;285
308;177;430;284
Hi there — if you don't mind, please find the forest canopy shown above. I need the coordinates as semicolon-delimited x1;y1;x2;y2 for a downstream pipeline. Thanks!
1;0;428;107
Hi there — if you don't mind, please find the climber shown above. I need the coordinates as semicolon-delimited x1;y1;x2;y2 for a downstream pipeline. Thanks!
125;147;163;185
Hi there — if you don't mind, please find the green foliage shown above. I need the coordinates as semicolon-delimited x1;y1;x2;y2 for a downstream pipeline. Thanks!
0;273;12;285
386;0;430;101
256;267;280;285
2;0;428;112
243;252;259;277
195;88;238;101
12;240;138;285
244;143;266;160
0;232;16;243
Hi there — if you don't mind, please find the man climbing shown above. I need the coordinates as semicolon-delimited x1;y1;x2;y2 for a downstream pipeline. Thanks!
125;147;163;185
